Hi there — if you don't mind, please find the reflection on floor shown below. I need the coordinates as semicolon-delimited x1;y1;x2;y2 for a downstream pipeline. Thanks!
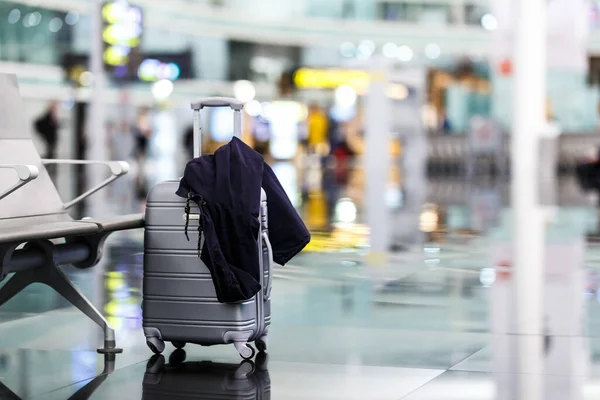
0;174;599;398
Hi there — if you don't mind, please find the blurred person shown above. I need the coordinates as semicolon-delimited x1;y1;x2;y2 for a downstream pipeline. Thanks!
108;120;134;211
109;120;134;161
325;108;339;159
34;101;61;179
184;124;194;160
133;107;153;199
34;101;60;160
330;127;355;185
575;145;600;192
307;103;329;156
440;111;452;134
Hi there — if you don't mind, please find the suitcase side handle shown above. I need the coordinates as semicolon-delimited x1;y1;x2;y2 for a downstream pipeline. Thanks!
190;97;243;110
262;231;273;300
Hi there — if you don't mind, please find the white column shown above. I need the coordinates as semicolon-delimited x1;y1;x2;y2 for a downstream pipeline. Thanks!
511;0;547;398
364;63;390;264
87;0;107;210
87;0;107;333
451;0;465;25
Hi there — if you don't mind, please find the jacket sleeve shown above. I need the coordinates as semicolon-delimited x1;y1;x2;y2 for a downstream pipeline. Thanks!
262;165;311;265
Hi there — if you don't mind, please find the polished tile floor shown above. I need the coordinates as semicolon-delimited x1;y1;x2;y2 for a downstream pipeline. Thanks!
0;174;599;399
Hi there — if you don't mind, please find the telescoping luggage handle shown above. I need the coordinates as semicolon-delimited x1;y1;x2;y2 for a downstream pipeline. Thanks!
190;97;244;159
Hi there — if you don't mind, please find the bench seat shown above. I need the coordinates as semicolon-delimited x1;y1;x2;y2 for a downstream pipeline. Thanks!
0;220;100;245
0;73;145;355
85;213;145;232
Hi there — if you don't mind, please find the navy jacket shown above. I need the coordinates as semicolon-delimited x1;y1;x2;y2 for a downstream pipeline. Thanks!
176;137;310;303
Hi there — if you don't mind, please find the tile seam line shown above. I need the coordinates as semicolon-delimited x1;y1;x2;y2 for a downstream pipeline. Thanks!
396;369;446;400
446;345;488;371
450;367;592;377
397;345;488;399
29;358;150;400
241;358;447;372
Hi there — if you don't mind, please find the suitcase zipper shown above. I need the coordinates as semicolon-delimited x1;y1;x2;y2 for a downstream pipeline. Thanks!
254;201;268;341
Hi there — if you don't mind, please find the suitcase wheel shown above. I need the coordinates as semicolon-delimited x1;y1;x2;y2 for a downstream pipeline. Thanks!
146;354;165;374
168;349;187;365
146;337;165;354
234;342;256;360
171;341;186;349
255;337;268;353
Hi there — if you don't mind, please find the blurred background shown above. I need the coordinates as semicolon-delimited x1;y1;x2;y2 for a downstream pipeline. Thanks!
2;0;600;399
3;0;599;225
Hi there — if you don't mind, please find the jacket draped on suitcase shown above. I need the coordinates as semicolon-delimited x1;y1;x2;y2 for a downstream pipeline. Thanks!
176;137;310;303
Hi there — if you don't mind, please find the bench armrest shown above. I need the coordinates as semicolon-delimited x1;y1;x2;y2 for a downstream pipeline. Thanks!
42;159;129;210
0;164;39;201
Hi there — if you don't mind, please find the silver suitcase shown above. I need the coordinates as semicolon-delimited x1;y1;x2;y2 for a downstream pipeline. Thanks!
143;98;272;360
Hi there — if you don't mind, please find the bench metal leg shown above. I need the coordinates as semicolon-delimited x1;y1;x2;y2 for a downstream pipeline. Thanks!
39;266;122;354
0;265;122;354
0;354;116;400
0;272;33;308
0;381;20;400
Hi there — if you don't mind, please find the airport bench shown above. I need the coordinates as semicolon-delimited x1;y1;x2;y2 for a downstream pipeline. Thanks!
0;73;144;354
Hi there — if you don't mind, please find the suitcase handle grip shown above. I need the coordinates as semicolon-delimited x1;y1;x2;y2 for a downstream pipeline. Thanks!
191;97;243;158
262;231;273;300
191;97;244;111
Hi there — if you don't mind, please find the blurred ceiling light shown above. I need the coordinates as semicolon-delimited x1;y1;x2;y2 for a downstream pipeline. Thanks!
356;50;371;61
397;45;413;62
103;45;130;66
233;80;256;103
481;13;498;31
245;99;262;117
29;11;41;27
386;185;403;208
8;9;21;24
382;42;398;59
421;104;438;128
335;198;357;224
102;2;126;24
65;10;80;26
48;17;63;32
249;56;268;72
79;71;94;87
425;43;441;60
138;59;180;81
335;85;357;108
339;42;356;58
270;101;307;122
260;102;272;120
419;209;438;232
151;79;174;101
479;267;496;287
357;40;375;60
62;97;75;110
386;83;409;100
361;40;375;52
22;13;31;27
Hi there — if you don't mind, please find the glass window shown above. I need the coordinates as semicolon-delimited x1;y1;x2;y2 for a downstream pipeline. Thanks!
0;2;73;65
377;2;451;24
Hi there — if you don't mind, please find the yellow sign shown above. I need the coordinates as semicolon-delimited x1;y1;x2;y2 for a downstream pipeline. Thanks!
101;1;142;67
293;68;373;91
